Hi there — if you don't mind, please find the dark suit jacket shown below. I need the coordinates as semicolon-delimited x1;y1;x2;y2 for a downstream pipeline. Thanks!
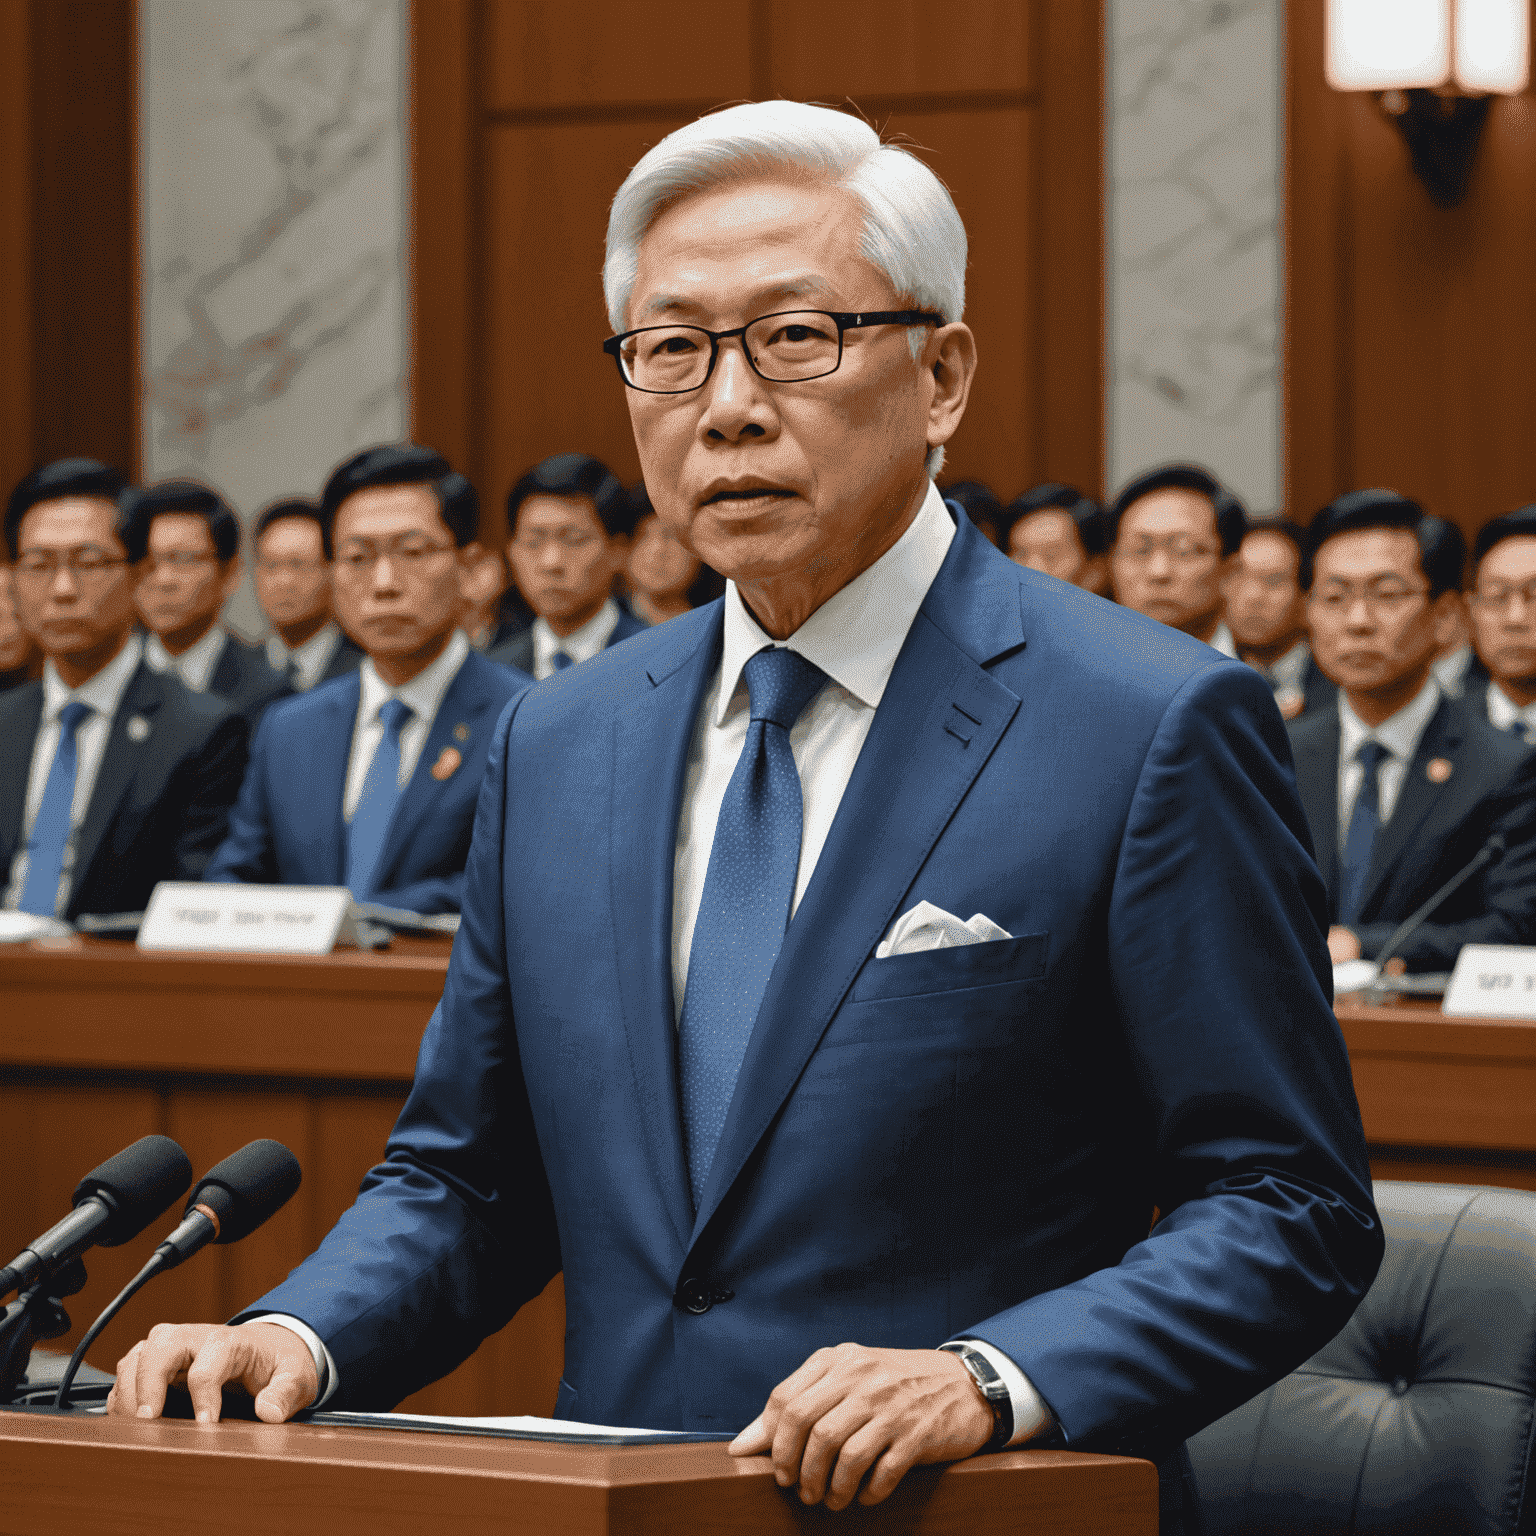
208;632;292;727
487;602;647;675
0;663;248;920
1288;695;1536;969
205;649;532;914
245;513;1381;1493
317;631;365;687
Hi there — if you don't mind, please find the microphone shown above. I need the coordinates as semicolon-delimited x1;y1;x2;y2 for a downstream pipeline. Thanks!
0;1136;192;1299
52;1140;302;1409
1363;831;1507;999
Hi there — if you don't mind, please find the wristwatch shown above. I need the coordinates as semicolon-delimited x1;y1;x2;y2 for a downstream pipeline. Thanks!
937;1340;1014;1450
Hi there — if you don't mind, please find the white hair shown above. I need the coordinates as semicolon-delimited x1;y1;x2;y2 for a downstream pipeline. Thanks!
603;101;968;478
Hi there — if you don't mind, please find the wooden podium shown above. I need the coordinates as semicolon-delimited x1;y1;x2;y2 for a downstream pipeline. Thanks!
0;1410;1157;1534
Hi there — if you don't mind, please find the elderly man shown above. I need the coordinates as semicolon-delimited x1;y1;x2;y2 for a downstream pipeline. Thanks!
110;103;1379;1533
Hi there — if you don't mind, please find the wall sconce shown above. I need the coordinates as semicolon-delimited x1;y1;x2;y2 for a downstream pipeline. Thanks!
1326;0;1530;206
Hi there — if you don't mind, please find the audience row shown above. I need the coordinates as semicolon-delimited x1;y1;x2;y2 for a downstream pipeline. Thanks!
3;442;1535;980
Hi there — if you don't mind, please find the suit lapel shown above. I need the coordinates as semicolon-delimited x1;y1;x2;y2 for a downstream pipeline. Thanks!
610;608;722;1252
0;684;44;868
71;665;164;895
689;522;1025;1244
373;655;490;886
1293;714;1342;910
308;679;358;882
1361;700;1463;913
209;632;238;698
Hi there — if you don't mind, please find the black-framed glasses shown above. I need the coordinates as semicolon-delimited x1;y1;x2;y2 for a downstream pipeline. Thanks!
602;309;945;395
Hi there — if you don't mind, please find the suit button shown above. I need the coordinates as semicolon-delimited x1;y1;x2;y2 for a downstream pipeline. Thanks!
677;1277;712;1314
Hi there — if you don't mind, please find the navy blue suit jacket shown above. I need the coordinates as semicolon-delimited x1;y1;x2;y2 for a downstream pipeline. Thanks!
486;601;647;675
1289;695;1536;969
0;663;248;919
245;515;1381;1467
205;649;531;913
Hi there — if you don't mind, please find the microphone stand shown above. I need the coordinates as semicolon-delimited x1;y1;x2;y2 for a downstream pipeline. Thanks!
1362;836;1504;1005
0;1258;87;1405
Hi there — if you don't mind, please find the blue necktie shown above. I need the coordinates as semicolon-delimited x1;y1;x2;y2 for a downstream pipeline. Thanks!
678;646;827;1204
346;698;414;897
19;701;93;916
551;651;574;672
1340;740;1390;926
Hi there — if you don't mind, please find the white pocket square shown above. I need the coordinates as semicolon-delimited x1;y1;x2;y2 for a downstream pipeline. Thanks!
875;900;1012;959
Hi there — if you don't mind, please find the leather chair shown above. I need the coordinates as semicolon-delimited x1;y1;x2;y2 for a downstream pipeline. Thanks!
1187;1181;1536;1534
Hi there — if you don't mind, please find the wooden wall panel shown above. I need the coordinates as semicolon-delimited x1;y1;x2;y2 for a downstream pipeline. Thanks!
418;0;1102;516
1286;8;1536;535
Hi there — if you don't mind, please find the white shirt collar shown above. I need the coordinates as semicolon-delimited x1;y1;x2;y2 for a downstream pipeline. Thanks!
533;597;620;674
1431;642;1473;697
41;632;144;724
144;624;227;692
357;628;470;731
715;479;956;727
1339;675;1442;767
1208;620;1237;659
1265;638;1312;691
1487;679;1536;733
266;621;342;691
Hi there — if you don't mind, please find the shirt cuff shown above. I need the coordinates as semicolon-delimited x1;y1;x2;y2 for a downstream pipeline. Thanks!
241;1314;337;1409
956;1337;1054;1447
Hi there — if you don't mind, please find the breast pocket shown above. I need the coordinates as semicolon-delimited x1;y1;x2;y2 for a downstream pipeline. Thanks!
850;931;1048;1003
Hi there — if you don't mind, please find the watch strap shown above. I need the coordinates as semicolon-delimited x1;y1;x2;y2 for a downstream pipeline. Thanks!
938;1340;1014;1450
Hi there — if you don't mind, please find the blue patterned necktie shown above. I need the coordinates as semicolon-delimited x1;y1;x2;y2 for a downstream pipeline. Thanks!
1340;740;1390;926
346;697;414;897
678;646;828;1205
19;701;93;916
551;651;574;672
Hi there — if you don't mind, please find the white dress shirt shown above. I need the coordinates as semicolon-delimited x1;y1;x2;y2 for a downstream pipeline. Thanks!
1336;678;1442;848
264;488;1050;1438
1208;620;1237;659
530;597;620;680
266;621;345;692
3;634;144;913
1486;680;1536;743
1431;642;1473;699
144;625;227;693
343;630;471;819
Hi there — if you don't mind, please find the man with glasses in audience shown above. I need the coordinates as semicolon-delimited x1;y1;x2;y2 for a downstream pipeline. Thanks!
1468;505;1536;743
1289;489;1536;973
129;480;291;727
206;444;532;914
491;452;646;679
253;497;363;691
0;458;248;920
1223;518;1335;719
1107;464;1246;652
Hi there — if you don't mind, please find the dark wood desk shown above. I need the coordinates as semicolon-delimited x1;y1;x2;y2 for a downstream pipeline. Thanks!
0;1410;1157;1535
1336;993;1536;1189
6;940;1533;1417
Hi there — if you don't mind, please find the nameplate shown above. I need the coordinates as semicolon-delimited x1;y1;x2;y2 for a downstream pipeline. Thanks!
1443;944;1536;1019
137;883;352;955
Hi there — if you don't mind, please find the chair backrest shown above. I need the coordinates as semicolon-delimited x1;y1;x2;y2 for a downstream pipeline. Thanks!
1187;1181;1536;1535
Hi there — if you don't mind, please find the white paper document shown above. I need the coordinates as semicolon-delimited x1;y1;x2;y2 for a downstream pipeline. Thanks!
327;1411;701;1440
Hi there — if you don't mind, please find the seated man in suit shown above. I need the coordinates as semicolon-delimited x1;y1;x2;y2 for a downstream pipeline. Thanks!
1;458;248;920
1224;518;1334;719
113;103;1379;1535
0;564;43;690
206;444;532;914
253;498;363;691
1108;464;1245;653
1469;505;1536;743
130;480;290;726
1001;481;1109;596
490;452;645;678
1291;490;1536;972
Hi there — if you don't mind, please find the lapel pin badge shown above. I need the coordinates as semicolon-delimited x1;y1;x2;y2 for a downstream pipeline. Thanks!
126;715;150;743
1427;757;1453;784
453;722;469;742
431;746;462;781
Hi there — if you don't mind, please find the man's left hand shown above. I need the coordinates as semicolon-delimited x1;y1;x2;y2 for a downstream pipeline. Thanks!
727;1344;994;1510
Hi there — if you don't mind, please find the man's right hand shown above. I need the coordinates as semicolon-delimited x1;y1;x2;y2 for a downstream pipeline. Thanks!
106;1322;318;1424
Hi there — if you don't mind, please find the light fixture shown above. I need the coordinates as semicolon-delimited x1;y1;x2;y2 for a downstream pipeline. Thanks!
1326;0;1530;206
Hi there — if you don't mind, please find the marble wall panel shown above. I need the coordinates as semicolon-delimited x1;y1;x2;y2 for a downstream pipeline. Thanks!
140;0;408;635
1107;0;1283;513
